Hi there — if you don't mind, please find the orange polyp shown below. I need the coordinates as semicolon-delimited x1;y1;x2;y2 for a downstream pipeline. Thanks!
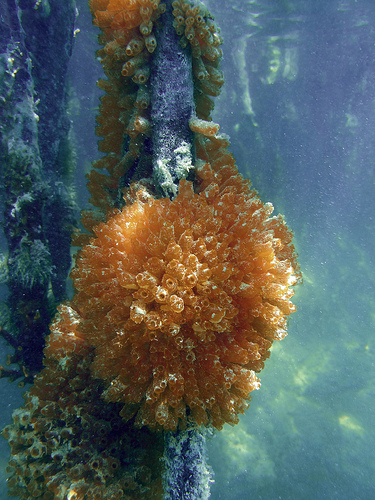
170;295;184;313
154;286;169;303
162;274;178;293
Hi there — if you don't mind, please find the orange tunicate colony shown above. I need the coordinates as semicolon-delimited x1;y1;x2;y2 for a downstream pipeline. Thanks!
83;0;224;227
3;305;164;499
86;0;166;217
171;0;224;120
70;164;299;430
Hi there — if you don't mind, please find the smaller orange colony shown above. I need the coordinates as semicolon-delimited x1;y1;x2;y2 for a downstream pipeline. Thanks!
69;153;300;431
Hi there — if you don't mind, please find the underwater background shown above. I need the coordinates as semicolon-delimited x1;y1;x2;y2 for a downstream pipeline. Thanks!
1;0;375;499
